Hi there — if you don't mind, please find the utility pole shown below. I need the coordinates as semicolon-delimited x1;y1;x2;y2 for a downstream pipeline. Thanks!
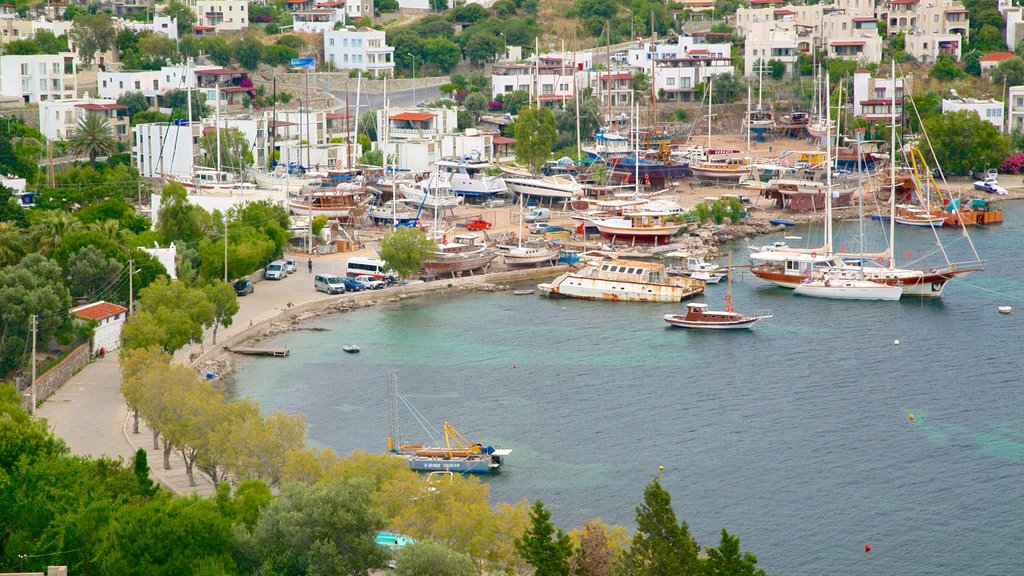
30;314;37;417
128;258;134;316
223;219;229;282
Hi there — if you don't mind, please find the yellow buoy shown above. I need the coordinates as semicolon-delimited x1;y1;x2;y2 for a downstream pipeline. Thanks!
658;465;664;471
908;413;915;421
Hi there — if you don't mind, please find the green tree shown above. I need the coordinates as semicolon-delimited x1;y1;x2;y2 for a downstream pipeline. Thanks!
767;58;786;81
515;500;574;576
66;114;119;167
502;89;530;115
203;36;233;67
177;34;202;60
233;36;264;70
395;542;477;576
615;476;700;576
704;529;767;576
924;110;1011;175
929;55;965;81
378;227;436;279
95;495;235;575
65;245;124;301
991;56;1024;87
262;43;300;66
156;182;213;244
0;254;71;375
198;127;254;171
200;399;305;486
4;38;41;54
164;0;196;37
964;50;982;76
464;32;503;65
203;280;239;345
69;12;115;67
429;0;448;10
513;105;558;171
233;481;387;575
576;0;617;19
422;36;462;73
34;30;69;54
127;277;215;353
117;91;150;118
162;88;209;118
462;92;488;122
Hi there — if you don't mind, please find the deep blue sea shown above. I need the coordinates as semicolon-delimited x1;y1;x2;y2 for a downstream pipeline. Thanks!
231;201;1024;576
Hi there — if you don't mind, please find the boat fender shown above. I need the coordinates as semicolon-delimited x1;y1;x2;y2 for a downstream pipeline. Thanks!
864;544;871;553
442;234;448;244
810;251;817;258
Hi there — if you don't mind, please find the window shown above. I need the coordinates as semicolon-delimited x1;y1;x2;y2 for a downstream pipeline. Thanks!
39;79;45;90
52;63;60;74
135;81;141;89
987;109;1001;118
329;38;335;46
39;63;46;75
153;79;159;89
667;77;675;85
102;80;108;88
21;79;29;91
119;81;124;89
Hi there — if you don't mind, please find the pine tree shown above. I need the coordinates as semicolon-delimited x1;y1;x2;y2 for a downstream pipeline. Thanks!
515;500;574;576
705;529;767;576
615;476;700;576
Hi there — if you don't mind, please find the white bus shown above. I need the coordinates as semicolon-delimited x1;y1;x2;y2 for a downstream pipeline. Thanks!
346;257;398;282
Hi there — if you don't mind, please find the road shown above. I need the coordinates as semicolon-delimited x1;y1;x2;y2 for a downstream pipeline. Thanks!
331;85;442;120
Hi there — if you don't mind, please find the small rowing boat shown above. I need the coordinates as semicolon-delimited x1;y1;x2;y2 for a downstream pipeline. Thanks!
343;344;360;353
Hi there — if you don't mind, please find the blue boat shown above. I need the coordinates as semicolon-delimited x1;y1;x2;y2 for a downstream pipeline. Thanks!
608;156;690;179
769;219;797;227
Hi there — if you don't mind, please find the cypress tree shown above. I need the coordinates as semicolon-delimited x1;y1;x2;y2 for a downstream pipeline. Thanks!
515;500;574;576
616;475;700;576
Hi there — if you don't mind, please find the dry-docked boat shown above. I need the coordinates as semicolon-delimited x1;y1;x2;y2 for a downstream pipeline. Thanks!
422;233;496;278
588;212;685;245
288;181;373;219
252;165;323;193
505;174;584;202
538;259;704;302
399;176;464;210
433;156;508;199
165;169;238;191
501;245;560;270
689;158;750;182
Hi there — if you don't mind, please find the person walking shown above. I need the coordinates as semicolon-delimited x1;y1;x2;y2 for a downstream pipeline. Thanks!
307;258;313;273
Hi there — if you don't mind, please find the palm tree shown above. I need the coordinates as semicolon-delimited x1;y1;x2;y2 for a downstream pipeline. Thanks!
66;113;118;167
27;210;82;254
0;222;24;265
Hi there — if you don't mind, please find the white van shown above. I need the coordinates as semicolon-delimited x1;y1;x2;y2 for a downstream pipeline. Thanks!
265;260;287;280
347;256;398;283
314;274;346;294
524;207;550;223
284;258;297;274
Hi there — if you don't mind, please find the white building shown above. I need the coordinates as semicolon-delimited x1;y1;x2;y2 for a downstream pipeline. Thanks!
312;0;370;21
942;96;1005;131
381;130;495;172
491;55;590;103
744;21;799;77
70;301;128;355
324;26;395;77
39;97;130;142
98;64;220;107
0;52;77;103
1006;6;1024;51
134;122;196;179
139;242;178;279
193;0;249;33
905;33;963;63
119;14;179;41
292;7;345;34
851;69;905;120
377;108;459;141
0;174;27;194
1007;85;1024;132
886;0;969;45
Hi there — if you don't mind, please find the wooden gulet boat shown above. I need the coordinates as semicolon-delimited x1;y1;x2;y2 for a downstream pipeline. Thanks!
664;255;770;329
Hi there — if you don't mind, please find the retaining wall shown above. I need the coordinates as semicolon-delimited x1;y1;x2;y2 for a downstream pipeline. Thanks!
21;343;90;413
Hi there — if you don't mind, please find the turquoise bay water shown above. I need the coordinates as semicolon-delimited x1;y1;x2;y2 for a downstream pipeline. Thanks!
232;203;1024;576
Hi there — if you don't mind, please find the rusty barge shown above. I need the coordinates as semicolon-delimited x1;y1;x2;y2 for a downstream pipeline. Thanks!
537;259;705;302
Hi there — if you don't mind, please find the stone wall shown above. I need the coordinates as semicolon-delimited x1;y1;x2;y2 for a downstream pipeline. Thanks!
21;343;90;413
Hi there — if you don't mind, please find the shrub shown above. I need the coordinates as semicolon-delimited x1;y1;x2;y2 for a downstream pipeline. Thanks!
998;153;1024;174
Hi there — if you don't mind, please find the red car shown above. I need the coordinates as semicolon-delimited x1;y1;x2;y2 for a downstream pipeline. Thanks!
464;218;492;231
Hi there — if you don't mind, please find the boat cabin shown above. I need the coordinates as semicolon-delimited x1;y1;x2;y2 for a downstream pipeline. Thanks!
625;212;673;229
593;260;665;283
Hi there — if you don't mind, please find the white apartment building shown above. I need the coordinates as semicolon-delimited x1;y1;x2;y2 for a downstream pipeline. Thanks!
324;26;395;77
1006;7;1024;51
39;97;130;142
311;0;370;21
744;21;800;77
381;130;495;172
942;97;1005;131
594;71;634;109
626;35;730;69
134;122;196;178
654;56;734;101
193;0;248;33
1007;85;1024;132
851;69;905;120
490;55;591;103
119;14;179;41
885;0;969;45
0;18;35;46
292;7;345;34
905;32;963;62
376;108;459;141
0;53;77;103
98;64;221;107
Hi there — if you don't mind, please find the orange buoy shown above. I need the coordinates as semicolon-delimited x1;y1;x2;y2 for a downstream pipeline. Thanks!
512;364;517;369
908;412;915;421
864;544;871;553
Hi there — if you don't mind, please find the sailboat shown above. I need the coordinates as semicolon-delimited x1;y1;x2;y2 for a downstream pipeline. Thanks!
664;254;771;329
690;77;749;182
501;197;559;270
746;59;774;141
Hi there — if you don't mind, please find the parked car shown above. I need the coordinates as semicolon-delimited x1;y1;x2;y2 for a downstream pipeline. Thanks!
314;274;346;294
464;218;492;231
284;258;297;274
265;260;287;280
339;276;366;292
524;207;550;223
233;279;254;296
529;222;550;234
355;275;386;290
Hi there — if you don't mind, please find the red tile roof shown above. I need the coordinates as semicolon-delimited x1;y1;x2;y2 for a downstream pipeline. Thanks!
71;301;127;321
197;68;242;75
980;52;1016;62
390;112;436;121
831;40;865;46
326;112;353;119
601;72;633;80
492;136;516;144
221;86;252;92
194;25;215;31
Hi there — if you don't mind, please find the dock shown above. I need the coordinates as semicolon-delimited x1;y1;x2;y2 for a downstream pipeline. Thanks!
225;347;290;357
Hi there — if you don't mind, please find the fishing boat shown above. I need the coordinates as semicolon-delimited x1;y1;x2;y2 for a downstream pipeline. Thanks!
588;212;685;245
794;275;903;301
433;154;508;199
252;164;321;193
665;254;769;328
505;174;584;203
387;375;510;474
670;256;727;283
399;176;464;210
288;182;373;219
893;205;945;227
779;111;809;135
538;259;704;302
370;199;420;226
501;199;560;269
422;234;496;278
582;128;634;159
342;344;360;353
689;158;750;182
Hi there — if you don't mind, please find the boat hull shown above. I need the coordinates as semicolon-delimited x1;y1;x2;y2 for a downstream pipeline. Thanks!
663;314;761;329
506;178;580;201
894;216;945;227
538;273;703;302
423;253;497;277
794;283;903;301
751;265;973;297
407;456;498;474
501;250;560;270
608;158;690;178
254;172;317;192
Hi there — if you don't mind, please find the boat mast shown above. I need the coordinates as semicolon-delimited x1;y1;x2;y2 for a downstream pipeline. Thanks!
634;101;640;197
386;369;402;452
649;11;656;135
725;252;734;312
215;84;222;172
574;31;581;159
605;21;611;121
745;84;751;158
888;58;897;271
824;69;833;253
707;77;713;152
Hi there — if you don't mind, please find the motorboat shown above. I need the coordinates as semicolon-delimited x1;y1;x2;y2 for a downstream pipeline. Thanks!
973;177;1007;195
505;174;584;202
252;164;322;193
165;169;238;191
587;212;685;245
370;200;420;226
500;245;560;270
433;155;508;199
689;158;750;182
664;302;770;329
399;176;464;210
893;205;945;227
794;276;903;301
